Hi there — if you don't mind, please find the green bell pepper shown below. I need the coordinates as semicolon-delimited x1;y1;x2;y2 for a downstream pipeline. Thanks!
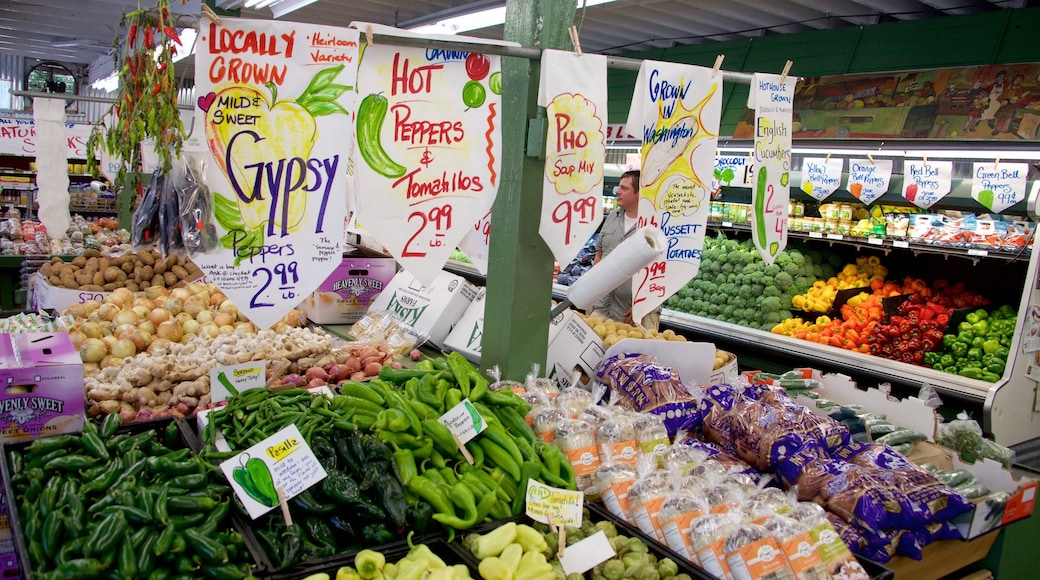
923;352;940;366
965;313;980;325
986;361;1005;375
981;372;1001;383
959;320;975;332
958;367;983;379
982;339;1001;355
967;347;983;361
972;320;989;336
939;354;955;368
942;334;958;349
950;342;968;357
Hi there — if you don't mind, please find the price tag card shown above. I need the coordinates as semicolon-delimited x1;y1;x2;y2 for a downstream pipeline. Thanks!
903;159;952;209
799;157;843;201
868;237;884;246
353;44;503;286
625;60;722;324
525;479;583;527
721;221;733;227
826;234;843;241
846;158;893;206
809;232;824;239
971;162;1029;214
220;424;328;519
193;18;357;329
438;399;486;445
210;361;267;403
712;154;753;194
537;50;606;267
560;531;616;576
893;240;910;249
457;209;492;275
748;73;795;265
968;248;989;257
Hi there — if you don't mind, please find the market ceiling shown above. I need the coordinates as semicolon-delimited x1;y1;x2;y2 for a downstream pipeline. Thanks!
0;0;1031;79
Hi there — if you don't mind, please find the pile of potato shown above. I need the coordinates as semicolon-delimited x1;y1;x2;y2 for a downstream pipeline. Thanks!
39;249;201;292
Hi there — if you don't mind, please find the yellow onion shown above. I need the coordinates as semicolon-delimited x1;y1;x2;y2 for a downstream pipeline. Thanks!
163;297;183;316
213;312;235;327
110;338;137;359
113;309;139;327
145;286;168;301
196;310;215;324
156;320;183;343
138;320;156;335
182;295;207;317
66;329;87;349
79;338;108;363
96;303;120;322
181;319;201;336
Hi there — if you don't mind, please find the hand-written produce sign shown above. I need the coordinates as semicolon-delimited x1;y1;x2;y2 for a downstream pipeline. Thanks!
972;162;1028;213
456;208;491;275
220;424;328;519
711;154;752;195
625;61;721;325
0;120;91;158
354;45;502;285
748;73;795;264
193;18;358;330
537;50;606;266
799;157;843;201
846;158;893;206
903;159;953;209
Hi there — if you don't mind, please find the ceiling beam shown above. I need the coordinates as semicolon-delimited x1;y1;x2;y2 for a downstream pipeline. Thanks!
847;0;940;19
787;0;883;26
730;0;848;30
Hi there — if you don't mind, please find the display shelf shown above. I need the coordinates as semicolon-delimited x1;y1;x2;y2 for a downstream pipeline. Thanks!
661;309;994;400
707;221;1032;264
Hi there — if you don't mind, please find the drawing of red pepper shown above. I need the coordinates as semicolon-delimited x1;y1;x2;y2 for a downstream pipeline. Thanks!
905;183;918;202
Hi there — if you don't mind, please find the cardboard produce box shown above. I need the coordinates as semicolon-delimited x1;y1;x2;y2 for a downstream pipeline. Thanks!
443;286;485;363
793;369;1035;540
545;309;605;388
299;248;398;324
366;270;477;347
28;272;112;313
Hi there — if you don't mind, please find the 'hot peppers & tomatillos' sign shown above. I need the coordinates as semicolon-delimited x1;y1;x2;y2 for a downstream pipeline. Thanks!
193;18;359;329
353;45;503;286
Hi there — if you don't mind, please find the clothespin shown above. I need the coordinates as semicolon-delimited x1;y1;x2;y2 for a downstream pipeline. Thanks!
866;153;876;165
365;25;374;46
201;3;221;25
825;152;831;162
923;155;927;165
712;55;725;78
994;156;1000;170
568;26;582;56
779;60;793;85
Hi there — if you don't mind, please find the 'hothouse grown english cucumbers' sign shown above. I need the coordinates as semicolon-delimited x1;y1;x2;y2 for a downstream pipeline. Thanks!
192;18;358;330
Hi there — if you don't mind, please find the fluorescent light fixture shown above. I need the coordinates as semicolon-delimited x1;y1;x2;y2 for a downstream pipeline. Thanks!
91;73;120;93
406;0;620;35
271;0;320;18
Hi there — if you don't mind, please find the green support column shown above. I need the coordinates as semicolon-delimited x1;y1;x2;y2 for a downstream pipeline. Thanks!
482;0;577;380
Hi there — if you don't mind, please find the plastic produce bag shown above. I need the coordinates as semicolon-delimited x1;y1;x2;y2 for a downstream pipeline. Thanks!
175;152;220;255
936;412;1015;468
131;170;162;250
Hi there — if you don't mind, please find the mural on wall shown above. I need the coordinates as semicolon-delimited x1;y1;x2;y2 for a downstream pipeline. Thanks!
733;63;1040;140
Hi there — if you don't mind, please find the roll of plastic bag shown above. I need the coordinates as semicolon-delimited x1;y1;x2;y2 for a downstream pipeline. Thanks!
567;226;666;310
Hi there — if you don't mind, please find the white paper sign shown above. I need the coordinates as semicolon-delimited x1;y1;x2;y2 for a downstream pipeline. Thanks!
438;398;486;444
220;424;328;519
903;159;953;209
748;73;794;264
972;162;1029;214
193;18;357;330
525;479;583;527
353;45;502;286
799;157;843;200
0;119;92;158
560;531;616;575
712;155;753;194
625;60;721;325
457;208;491;275
210;361;267;403
537;50;606;267
846;158;893;206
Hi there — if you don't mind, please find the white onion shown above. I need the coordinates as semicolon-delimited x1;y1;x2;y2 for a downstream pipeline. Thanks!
163;297;183;316
79;338;108;362
113;309;139;327
149;308;171;326
156;320;183;342
110;338;137;359
66;330;86;349
97;303;121;322
213;312;235;327
181;319;201;335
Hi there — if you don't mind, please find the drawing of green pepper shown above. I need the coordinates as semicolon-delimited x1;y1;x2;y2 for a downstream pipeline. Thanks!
232;456;278;507
978;189;995;208
357;93;406;178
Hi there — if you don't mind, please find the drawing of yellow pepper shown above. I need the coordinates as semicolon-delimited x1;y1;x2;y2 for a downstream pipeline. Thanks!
204;66;351;235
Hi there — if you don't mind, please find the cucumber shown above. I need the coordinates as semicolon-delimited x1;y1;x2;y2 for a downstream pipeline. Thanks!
856;412;888;422
838;404;864;417
936;469;975;488
875;429;929;446
891;442;913;455
919;463;940;473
